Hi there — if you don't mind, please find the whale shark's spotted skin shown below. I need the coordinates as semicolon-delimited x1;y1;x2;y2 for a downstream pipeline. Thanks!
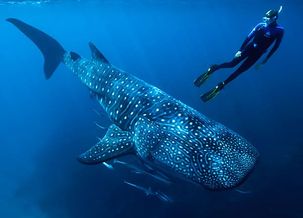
7;18;259;190
63;53;259;190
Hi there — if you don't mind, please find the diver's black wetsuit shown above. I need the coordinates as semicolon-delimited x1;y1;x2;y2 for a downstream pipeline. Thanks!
214;22;284;85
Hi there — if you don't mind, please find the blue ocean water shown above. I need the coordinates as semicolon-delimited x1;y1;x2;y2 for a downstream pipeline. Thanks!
0;1;302;217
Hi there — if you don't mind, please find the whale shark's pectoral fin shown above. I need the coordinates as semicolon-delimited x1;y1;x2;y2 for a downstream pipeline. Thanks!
78;124;134;164
88;42;110;64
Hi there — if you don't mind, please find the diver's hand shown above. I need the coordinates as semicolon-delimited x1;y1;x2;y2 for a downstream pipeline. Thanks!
235;51;242;58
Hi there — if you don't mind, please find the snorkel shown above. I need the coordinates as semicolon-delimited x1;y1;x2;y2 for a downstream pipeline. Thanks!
263;5;283;26
278;5;283;14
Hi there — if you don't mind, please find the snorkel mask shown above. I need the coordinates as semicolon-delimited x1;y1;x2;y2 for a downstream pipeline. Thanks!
263;5;283;25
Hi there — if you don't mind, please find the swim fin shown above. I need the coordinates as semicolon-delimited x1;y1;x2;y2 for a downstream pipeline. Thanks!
194;65;218;87
200;82;224;102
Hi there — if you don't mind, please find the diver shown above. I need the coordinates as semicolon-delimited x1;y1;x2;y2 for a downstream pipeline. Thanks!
194;6;284;102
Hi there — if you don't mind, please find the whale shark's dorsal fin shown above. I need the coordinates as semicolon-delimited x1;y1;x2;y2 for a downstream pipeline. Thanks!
88;42;110;64
78;124;134;164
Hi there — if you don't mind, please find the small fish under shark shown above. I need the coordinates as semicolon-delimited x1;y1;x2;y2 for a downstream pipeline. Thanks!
102;160;172;185
7;18;259;190
124;181;173;203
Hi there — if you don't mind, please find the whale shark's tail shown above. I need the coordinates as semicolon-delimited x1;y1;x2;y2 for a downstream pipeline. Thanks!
7;18;66;79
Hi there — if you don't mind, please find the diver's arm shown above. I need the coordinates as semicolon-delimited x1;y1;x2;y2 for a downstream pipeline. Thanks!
240;36;253;51
262;30;284;64
239;23;261;51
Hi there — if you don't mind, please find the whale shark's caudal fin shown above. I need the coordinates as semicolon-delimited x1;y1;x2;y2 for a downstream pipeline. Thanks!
7;18;66;79
88;42;110;64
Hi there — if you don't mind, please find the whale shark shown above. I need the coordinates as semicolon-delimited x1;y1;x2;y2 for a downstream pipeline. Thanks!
7;18;259;190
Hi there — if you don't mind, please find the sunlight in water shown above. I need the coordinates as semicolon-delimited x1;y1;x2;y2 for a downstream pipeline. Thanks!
0;0;82;6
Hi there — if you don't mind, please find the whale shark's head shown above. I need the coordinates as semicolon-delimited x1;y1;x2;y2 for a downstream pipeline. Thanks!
194;127;259;190
134;116;259;190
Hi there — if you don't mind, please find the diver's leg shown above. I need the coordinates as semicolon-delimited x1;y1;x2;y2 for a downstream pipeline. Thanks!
200;53;262;102
194;54;246;87
213;49;250;71
215;56;244;70
223;53;261;85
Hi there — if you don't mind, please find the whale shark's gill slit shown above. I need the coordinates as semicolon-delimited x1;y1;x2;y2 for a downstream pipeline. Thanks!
7;18;65;79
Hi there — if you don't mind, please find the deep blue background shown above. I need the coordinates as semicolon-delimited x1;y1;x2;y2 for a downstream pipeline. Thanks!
0;1;302;218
